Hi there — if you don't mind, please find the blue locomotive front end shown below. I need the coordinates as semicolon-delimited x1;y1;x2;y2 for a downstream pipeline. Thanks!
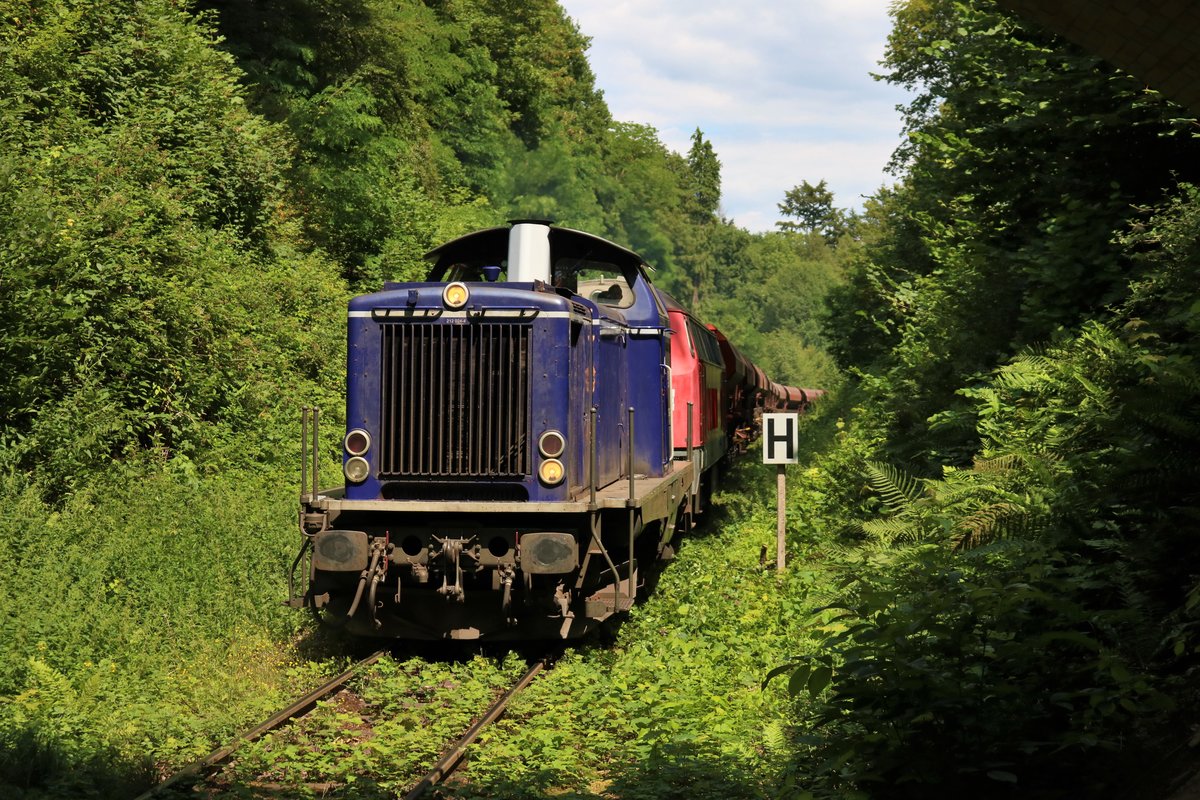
344;280;583;506
290;222;690;639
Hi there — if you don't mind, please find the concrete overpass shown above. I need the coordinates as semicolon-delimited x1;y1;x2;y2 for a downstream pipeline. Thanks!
998;0;1200;113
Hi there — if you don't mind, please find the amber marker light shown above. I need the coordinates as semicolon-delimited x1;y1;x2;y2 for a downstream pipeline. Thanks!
443;282;469;309
538;458;565;486
344;456;370;483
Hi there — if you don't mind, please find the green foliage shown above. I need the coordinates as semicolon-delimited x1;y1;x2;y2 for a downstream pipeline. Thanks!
776;180;851;245
0;0;841;797
447;0;608;150
598;122;687;272
0;0;349;495
497;133;608;230
698;229;845;388
857;457;1044;549
441;456;831;800
197;0;512;286
823;187;927;370
779;180;1200;795
781;3;1200;792
225;654;527;795
829;0;1200;467
685;127;722;224
0;2;349;793
0;463;320;796
775;542;1172;798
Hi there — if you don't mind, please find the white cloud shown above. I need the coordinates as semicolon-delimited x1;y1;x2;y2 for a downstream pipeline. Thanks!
717;136;903;231
560;0;912;231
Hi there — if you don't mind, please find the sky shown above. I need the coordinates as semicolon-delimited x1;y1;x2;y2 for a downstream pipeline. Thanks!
557;0;914;233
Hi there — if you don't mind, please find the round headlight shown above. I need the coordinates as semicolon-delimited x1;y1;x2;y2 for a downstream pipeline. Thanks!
344;456;370;484
443;282;469;309
344;428;370;456
538;458;565;486
538;430;565;458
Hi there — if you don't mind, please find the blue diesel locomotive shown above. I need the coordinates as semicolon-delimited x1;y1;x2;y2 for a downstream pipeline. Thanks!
288;221;812;639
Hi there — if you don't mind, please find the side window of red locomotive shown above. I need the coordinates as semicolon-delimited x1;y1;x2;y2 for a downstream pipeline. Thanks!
688;320;721;365
686;320;702;360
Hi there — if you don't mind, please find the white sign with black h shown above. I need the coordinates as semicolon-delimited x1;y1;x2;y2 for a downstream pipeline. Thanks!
762;413;800;464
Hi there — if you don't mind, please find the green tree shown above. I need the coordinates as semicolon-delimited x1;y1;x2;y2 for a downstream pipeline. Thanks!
595;122;686;273
684;127;721;223
782;1;1200;793
674;128;723;305
776;179;848;244
0;0;358;501
831;0;1199;467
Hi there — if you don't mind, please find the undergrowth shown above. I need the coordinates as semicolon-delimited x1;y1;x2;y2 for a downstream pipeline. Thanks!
0;460;343;799
217;654;528;798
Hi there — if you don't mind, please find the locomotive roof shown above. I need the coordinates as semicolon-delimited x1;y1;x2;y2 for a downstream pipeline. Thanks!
424;223;647;271
656;290;692;315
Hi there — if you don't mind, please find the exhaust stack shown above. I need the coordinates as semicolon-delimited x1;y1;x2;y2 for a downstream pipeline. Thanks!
507;222;551;283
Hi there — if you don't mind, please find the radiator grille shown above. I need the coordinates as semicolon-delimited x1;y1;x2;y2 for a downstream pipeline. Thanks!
379;322;530;478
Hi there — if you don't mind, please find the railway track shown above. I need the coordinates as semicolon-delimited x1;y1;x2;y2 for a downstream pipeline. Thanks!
133;649;389;800
402;658;545;799
134;650;547;799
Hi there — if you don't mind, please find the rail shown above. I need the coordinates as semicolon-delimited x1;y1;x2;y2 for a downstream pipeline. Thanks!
402;658;546;799
135;652;547;799
133;649;389;800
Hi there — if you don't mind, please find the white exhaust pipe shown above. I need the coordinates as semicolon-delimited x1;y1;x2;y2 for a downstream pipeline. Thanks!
507;222;551;283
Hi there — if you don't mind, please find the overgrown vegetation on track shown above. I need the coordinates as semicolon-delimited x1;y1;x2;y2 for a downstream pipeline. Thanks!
155;443;844;800
213;653;527;797
447;459;834;800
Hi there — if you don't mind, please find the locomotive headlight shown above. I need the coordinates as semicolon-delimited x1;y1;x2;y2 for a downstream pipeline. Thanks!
538;430;565;459
344;428;370;456
538;458;565;486
443;282;469;309
344;456;370;484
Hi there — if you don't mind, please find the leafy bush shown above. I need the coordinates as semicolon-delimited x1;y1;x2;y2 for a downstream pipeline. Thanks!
0;0;350;497
428;456;837;800
826;0;1200;469
0;461;325;796
776;183;1200;797
775;541;1173;798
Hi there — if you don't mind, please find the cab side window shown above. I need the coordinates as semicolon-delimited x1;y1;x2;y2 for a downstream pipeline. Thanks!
557;258;636;308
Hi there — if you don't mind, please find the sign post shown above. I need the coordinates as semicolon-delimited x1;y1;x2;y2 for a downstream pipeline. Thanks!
762;413;800;570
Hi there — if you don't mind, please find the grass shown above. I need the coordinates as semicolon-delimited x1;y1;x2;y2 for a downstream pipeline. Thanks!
0;461;338;798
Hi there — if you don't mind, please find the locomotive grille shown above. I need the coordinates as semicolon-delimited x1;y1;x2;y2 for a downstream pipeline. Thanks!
379;322;530;478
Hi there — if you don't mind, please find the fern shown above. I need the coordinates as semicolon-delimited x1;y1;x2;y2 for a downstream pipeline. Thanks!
952;501;1031;550
972;454;1021;474
991;354;1053;392
862;517;923;547
864;460;924;513
761;720;788;755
